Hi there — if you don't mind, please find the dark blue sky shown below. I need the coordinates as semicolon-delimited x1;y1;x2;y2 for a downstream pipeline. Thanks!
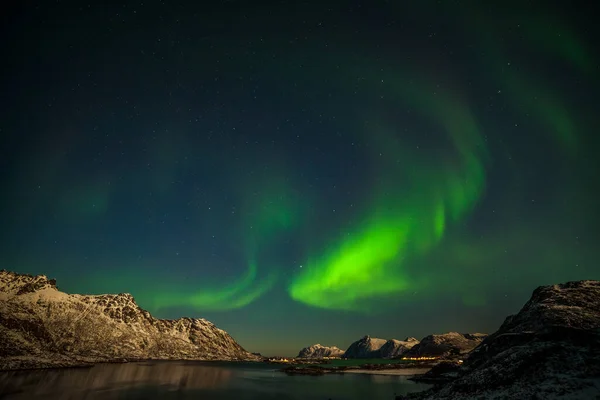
2;0;598;356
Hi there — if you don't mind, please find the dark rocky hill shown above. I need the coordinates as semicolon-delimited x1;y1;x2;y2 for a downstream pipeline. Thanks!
400;280;600;399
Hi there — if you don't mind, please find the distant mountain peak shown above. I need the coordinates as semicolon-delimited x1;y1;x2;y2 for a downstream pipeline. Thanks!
403;332;487;357
297;344;344;359
343;335;410;359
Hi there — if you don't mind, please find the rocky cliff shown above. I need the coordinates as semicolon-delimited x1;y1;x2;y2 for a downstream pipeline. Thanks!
403;332;487;358
0;270;258;370
400;280;600;399
296;344;345;359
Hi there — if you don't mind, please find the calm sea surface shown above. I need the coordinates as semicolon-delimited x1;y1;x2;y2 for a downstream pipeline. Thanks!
0;361;431;400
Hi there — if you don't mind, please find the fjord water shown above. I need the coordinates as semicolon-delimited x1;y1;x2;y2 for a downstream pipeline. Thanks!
0;361;430;400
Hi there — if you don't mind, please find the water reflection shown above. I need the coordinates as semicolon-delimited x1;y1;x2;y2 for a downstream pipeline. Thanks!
0;362;232;399
0;361;431;400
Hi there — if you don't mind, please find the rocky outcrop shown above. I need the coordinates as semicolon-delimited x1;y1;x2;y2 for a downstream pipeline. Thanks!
399;280;600;399
296;344;345;359
0;270;259;370
404;332;487;358
379;337;420;358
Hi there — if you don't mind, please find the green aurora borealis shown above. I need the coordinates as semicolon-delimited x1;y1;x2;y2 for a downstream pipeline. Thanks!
2;0;598;354
289;73;488;310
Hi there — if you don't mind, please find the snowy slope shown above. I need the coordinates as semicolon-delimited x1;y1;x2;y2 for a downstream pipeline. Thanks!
379;337;420;358
0;270;259;370
343;335;395;358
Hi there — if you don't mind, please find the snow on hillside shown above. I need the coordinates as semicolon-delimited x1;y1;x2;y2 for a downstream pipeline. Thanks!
0;270;259;370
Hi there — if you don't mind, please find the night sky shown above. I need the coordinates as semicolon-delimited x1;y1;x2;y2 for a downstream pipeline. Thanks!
2;1;598;356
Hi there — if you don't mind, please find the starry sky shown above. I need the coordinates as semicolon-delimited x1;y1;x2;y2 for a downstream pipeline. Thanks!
1;0;598;357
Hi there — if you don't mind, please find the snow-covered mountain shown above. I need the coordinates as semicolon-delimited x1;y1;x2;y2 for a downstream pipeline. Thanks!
0;270;259;370
379;337;420;358
343;335;389;358
296;344;345;358
403;332;487;358
342;335;420;359
342;333;484;359
400;280;600;399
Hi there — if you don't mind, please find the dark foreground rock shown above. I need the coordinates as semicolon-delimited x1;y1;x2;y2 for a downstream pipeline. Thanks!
0;270;259;370
398;280;600;399
409;361;462;383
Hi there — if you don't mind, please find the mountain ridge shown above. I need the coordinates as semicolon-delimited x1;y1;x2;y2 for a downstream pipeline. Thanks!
403;332;487;357
339;332;484;359
0;270;259;370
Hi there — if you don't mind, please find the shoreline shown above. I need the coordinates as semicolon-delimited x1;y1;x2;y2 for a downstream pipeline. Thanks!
343;368;431;376
0;357;262;373
0;357;436;376
280;362;437;376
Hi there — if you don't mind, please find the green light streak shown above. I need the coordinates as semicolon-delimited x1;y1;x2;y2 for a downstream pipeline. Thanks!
146;176;299;312
289;71;488;311
152;261;276;311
